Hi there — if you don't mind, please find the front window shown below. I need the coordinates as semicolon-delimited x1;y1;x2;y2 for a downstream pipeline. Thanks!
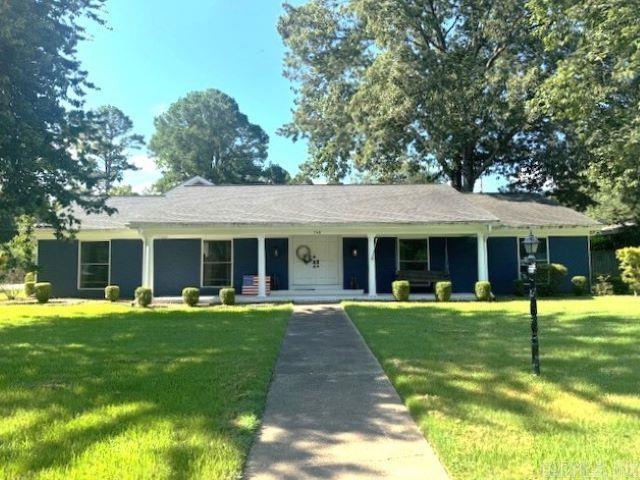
519;237;549;277
203;240;232;287
399;239;429;271
79;241;110;289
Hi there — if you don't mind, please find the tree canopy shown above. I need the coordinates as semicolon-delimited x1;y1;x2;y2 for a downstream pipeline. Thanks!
85;105;144;194
149;89;270;190
0;0;109;241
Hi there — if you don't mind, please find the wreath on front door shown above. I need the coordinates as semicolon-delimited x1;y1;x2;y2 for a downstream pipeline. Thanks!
296;245;312;264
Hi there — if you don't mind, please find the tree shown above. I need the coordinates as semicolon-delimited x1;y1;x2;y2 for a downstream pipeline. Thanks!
85;106;144;194
278;0;565;189
262;164;292;184
525;0;640;223
149;89;269;190
109;184;138;196
0;0;109;241
289;171;315;185
0;216;36;298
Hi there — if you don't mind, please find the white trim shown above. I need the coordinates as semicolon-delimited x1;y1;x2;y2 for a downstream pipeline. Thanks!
587;234;593;280
258;235;266;298
77;240;111;290
477;233;489;281
200;238;234;289
367;234;377;297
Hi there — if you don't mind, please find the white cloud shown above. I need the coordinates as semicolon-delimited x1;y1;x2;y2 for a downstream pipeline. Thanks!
131;154;157;172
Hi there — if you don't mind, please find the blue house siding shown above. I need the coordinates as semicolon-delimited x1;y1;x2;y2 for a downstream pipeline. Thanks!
266;238;288;290
153;239;201;296
375;237;397;294
343;237;368;292
37;240;80;297
429;237;446;272
110;240;143;299
233;238;258;292
549;236;591;292
447;237;478;293
488;237;519;295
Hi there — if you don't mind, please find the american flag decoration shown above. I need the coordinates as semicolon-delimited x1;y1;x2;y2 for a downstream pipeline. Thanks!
241;275;271;295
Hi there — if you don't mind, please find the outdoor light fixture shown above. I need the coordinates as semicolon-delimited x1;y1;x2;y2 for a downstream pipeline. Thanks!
272;247;280;258
351;247;359;257
525;231;541;376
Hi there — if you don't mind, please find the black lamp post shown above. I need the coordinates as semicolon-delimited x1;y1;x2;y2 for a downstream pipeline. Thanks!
523;232;541;376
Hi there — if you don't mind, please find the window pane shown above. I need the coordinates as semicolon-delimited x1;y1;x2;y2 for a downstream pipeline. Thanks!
80;264;109;288
204;241;231;262
81;242;109;264
399;239;428;262
203;263;231;287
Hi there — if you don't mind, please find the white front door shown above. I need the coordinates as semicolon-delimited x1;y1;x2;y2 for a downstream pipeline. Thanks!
291;236;340;288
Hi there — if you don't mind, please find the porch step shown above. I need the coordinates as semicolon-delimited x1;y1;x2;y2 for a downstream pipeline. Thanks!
275;289;365;297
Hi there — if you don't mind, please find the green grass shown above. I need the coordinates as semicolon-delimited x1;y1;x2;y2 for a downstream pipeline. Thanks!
344;297;640;480
0;302;292;480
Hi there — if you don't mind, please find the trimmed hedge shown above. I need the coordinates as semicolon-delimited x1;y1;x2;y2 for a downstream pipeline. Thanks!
570;276;588;296
475;281;492;301
219;288;235;306
105;285;120;302
513;279;525;297
34;282;51;304
135;287;152;307
182;287;200;307
392;280;410;301
435;281;452;302
536;263;568;296
25;281;36;297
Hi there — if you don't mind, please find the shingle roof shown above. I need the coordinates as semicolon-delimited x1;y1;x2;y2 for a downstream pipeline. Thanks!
466;193;599;228
66;183;598;230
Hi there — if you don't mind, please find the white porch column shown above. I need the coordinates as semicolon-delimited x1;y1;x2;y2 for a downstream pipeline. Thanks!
257;235;266;298
142;235;155;290
477;232;489;282
367;234;377;297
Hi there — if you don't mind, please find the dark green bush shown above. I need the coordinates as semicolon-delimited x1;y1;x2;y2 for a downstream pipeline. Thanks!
392;280;410;301
475;281;492;301
610;275;630;295
513;279;525;297
570;276;588;296
135;287;152;307
105;285;120;302
25;281;36;297
24;272;35;283
182;287;200;307
536;263;568;296
435;281;452;302
34;282;51;303
219;288;235;306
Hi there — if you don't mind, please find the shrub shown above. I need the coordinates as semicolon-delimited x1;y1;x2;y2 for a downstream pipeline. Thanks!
610;275;630;295
435;281;452;302
475;281;492;301
616;247;640;295
536;263;568;296
570;276;588;296
25;281;36;297
219;288;235;305
34;282;51;303
105;285;120;302
182;287;200;307
135;287;152;307
24;271;35;283
593;274;614;296
513;279;525;297
392;280;410;301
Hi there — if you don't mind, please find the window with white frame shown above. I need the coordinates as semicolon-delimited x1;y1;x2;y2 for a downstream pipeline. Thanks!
398;238;429;271
518;237;549;277
79;241;110;289
203;240;232;287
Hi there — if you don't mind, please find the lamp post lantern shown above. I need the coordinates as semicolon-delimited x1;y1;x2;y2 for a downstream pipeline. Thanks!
523;232;541;376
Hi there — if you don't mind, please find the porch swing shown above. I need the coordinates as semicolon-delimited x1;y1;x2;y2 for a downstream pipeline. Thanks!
395;238;451;290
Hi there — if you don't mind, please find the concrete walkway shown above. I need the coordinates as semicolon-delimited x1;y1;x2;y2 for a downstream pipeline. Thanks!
244;305;449;480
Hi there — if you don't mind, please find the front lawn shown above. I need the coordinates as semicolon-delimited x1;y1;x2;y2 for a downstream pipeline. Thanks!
344;297;640;480
0;302;291;480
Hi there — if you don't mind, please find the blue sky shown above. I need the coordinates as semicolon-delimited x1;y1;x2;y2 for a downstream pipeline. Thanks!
78;0;501;192
78;0;307;192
